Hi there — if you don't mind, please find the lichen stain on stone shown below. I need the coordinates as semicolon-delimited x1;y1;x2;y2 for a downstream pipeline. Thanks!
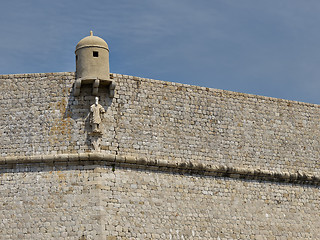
49;97;74;146
57;171;66;181
49;118;73;145
55;97;69;115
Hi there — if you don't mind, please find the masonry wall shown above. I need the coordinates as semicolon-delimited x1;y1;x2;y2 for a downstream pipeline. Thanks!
1;72;320;175
1;72;320;239
0;163;103;240
1;162;319;239
100;166;320;239
113;74;320;177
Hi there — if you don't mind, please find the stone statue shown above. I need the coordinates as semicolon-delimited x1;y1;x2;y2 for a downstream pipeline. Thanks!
90;97;105;133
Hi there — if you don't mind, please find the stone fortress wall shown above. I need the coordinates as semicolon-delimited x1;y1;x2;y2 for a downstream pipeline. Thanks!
1;72;320;175
1;71;320;239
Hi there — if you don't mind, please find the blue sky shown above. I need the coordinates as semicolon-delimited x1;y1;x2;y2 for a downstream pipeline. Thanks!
1;0;320;104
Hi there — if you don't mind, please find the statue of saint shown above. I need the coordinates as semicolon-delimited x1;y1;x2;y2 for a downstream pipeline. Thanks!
90;97;105;133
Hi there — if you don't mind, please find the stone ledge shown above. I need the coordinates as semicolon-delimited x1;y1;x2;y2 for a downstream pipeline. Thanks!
0;153;319;185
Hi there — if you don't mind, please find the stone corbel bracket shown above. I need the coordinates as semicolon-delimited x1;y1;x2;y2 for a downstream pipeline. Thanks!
73;77;115;97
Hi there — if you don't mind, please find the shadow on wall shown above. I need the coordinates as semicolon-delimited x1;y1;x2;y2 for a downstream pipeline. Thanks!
63;84;114;150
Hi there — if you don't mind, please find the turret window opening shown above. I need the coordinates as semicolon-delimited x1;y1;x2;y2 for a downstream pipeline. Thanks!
93;51;99;57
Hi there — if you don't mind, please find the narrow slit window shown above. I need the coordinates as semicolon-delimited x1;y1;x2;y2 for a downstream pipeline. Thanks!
93;51;99;57
76;55;78;61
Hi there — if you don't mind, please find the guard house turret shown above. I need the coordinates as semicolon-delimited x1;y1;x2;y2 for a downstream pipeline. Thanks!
74;31;115;97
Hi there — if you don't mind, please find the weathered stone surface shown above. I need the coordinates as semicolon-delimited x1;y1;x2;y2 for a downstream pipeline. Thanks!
1;72;320;177
0;164;102;239
1;72;320;239
2;163;319;239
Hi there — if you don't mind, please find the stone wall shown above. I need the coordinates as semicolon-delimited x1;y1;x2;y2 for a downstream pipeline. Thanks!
100;166;320;239
0;163;103;239
1;72;320;239
0;73;76;156
1;72;320;176
113;74;320;178
1;160;319;239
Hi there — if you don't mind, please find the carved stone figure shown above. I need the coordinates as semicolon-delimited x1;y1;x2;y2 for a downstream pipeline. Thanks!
91;137;101;152
90;97;105;133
